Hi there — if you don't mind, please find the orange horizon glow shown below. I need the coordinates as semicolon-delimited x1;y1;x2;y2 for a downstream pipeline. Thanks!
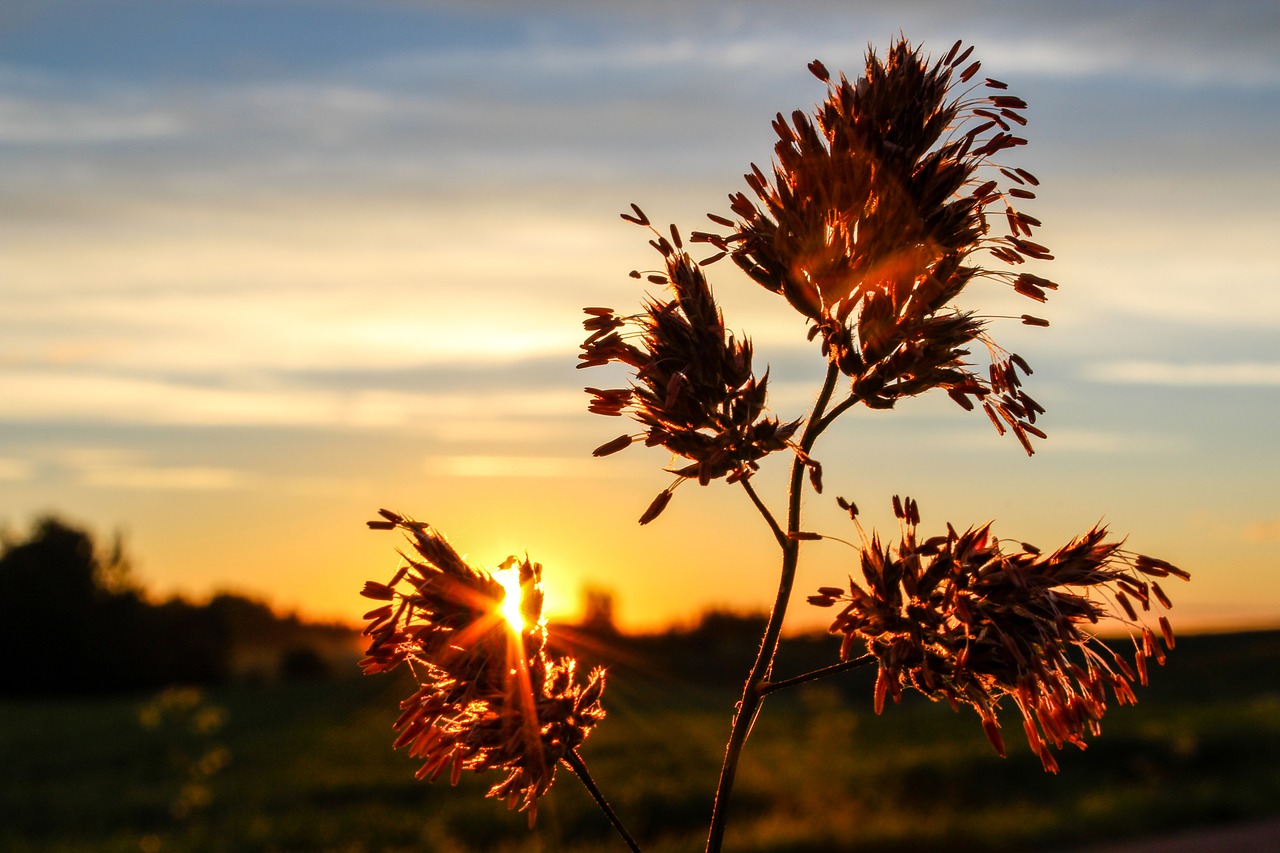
281;581;1280;641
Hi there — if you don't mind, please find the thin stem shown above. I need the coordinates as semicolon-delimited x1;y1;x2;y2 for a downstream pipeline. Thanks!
815;391;861;434
759;654;875;695
565;748;642;853
705;360;842;853
740;477;785;549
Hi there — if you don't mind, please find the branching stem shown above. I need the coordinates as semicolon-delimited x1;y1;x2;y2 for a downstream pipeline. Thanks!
759;654;875;695
705;360;843;853
816;392;862;434
565;748;642;853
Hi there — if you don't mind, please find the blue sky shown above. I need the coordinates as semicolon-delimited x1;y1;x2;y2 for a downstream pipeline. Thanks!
2;0;1278;631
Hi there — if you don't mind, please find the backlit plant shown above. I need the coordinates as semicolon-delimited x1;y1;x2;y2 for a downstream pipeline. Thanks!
359;37;1188;853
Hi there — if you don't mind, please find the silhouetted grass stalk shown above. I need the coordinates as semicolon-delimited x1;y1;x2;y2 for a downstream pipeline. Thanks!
565;749;642;853
705;360;839;851
361;36;1190;853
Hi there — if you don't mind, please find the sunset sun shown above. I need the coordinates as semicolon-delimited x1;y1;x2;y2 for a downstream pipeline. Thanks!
496;568;526;631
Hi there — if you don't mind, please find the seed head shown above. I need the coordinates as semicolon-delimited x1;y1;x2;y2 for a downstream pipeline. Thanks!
811;497;1189;772
360;510;606;820
698;38;1055;452
579;218;799;522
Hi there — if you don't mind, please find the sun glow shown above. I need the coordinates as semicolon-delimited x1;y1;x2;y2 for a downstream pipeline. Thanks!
495;568;526;631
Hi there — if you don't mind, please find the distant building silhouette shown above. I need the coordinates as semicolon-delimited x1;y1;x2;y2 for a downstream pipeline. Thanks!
581;586;619;635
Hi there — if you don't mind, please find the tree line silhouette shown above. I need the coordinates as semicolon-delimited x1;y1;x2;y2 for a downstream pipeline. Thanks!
0;516;354;696
0;515;850;699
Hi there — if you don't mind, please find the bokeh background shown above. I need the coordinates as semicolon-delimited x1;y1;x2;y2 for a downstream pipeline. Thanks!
3;0;1277;632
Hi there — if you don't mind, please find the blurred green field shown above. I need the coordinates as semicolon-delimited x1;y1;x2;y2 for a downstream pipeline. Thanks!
2;629;1278;853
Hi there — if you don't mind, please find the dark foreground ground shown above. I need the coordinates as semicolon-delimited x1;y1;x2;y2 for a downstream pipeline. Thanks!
1068;816;1280;853
1;627;1277;852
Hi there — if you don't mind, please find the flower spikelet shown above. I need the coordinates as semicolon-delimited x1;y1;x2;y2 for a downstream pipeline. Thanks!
808;497;1190;772
579;212;800;523
360;509;606;821
696;38;1054;452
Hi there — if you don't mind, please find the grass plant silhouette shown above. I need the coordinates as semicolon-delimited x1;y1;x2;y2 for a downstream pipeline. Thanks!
359;36;1188;853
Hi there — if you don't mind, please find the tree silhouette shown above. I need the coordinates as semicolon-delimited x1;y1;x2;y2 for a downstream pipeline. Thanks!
0;516;229;695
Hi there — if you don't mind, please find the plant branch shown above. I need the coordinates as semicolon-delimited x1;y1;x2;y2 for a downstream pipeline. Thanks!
740;477;785;549
705;360;842;853
565;748;642;853
758;654;875;695
815;392;861;434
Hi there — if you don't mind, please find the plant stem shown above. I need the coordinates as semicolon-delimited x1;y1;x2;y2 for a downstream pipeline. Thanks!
758;654;875;695
705;361;842;853
815;392;861;434
740;477;785;548
565;748;642;853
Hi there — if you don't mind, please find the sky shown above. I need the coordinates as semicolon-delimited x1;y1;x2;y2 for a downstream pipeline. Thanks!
2;0;1278;633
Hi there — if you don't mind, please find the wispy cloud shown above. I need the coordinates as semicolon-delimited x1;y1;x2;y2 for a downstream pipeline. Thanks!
56;448;251;491
1038;429;1191;455
3;371;339;427
365;1;1280;88
931;426;1189;455
0;458;35;481
1245;518;1280;542
8;1;1272;200
1085;361;1280;386
0;368;583;430
0;94;183;143
45;447;375;496
2;196;630;380
424;454;630;479
82;463;250;491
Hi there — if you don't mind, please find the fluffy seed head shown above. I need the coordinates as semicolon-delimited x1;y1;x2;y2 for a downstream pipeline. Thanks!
813;497;1189;772
360;511;606;819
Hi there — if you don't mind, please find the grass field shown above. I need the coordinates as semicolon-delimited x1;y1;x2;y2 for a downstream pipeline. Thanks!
2;629;1278;852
